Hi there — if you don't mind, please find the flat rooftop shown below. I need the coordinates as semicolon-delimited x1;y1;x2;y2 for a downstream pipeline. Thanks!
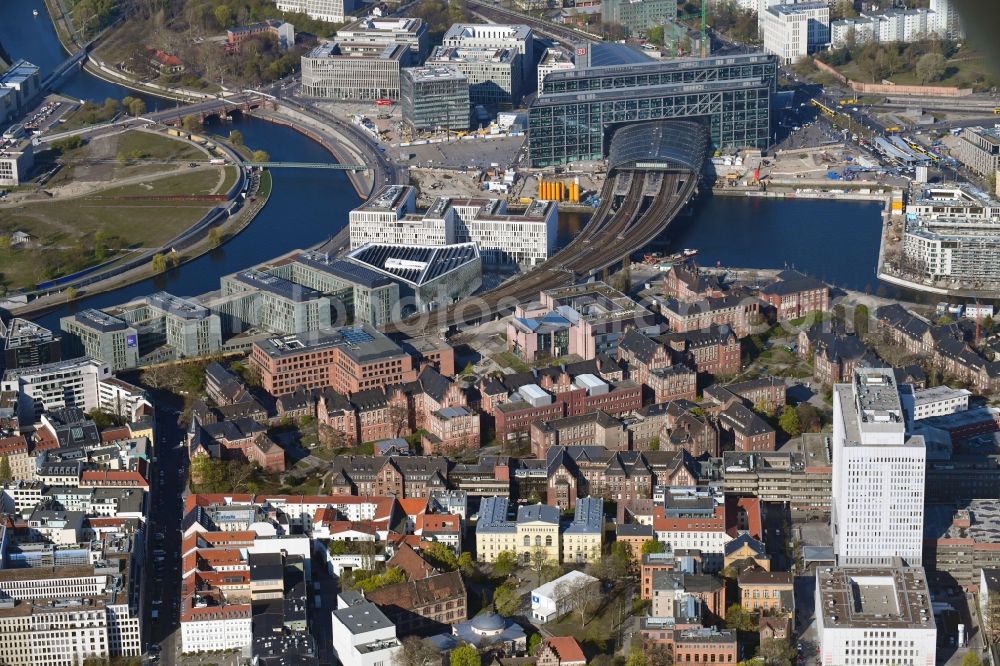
295;250;394;290
817;566;934;630
233;269;322;303
255;325;406;364
403;65;467;83
924;500;1000;544
146;291;211;320
443;23;532;42
71;309;129;333
354;185;413;212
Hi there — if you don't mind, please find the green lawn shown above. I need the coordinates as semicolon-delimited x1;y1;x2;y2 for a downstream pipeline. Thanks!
837;54;997;90
491;351;530;373
219;166;240;194
115;131;205;162
96;170;222;198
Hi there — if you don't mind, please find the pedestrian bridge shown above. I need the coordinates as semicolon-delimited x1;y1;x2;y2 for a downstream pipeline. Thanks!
607;120;709;174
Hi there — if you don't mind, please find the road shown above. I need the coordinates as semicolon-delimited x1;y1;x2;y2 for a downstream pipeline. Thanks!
143;398;191;665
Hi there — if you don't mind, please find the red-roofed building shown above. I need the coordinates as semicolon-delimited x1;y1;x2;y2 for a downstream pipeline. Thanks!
538;636;587;666
100;426;133;443
387;542;439;580
725;495;763;540
415;513;462;553
79;470;149;490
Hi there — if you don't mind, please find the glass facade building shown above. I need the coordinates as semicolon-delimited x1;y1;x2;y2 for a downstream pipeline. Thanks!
528;52;777;167
400;65;471;132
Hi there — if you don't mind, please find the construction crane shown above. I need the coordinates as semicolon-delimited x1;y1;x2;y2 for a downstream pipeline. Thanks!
663;0;708;58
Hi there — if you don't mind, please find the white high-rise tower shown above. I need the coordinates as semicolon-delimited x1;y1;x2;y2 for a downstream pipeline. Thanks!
831;367;926;566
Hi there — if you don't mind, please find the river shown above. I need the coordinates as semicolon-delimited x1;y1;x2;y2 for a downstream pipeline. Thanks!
2;1;893;332
0;2;363;331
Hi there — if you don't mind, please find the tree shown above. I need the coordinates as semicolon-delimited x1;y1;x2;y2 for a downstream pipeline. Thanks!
397;635;438;666
229;129;244;146
853;303;870;338
724;603;757;632
422;542;458;571
388;403;409;437
493;551;517;578
959;654;981;666
354;566;405;594
213;4;233;28
0;456;11;483
778;405;801;438
625;648;648;666
757;638;797;666
529;547;549;585
647;25;664;46
527;633;542;655
642;539;665;555
458;551;474;576
65;286;78;302
182;114;202;132
647;644;673;666
492;581;521;616
251;149;270;162
916;52;947;84
795;402;822;433
123;97;146;117
648;435;660;451
208;227;222;248
151;253;168;273
449;645;481;666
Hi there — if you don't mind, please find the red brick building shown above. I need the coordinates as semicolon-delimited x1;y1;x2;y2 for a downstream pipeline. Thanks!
661;325;742;377
422;406;481;455
647;365;698;404
188;416;286;473
659;293;759;338
718;403;776;452
664;264;725;301
758;270;829;322
250;326;418;397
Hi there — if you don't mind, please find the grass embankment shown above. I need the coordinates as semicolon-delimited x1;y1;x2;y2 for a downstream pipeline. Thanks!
0;130;224;292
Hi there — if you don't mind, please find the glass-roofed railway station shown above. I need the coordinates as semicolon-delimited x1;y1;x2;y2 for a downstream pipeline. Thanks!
528;51;777;167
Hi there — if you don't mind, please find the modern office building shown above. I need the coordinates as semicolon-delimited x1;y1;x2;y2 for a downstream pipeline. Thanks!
0;132;34;187
274;0;356;23
0;559;143;665
345;243;482;313
216;268;333;335
263;250;400;327
815;566;937;666
335;16;429;59
106;292;223;362
0;61;41;120
400;66;470;132
249;324;418;395
528;52;776;166
425;46;521;109
1;357;109;424
956;126;1000;177
536;47;575;95
300;41;411;100
349;186;558;266
1;318;60;372
442;23;533;88
60;310;139;372
760;2;829;64
601;0;678;35
831;368;926;566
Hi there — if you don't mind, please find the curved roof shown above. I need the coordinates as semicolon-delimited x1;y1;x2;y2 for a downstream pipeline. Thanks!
607;120;709;173
471;612;506;632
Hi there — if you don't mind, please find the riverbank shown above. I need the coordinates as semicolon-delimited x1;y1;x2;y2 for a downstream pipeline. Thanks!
7;168;272;318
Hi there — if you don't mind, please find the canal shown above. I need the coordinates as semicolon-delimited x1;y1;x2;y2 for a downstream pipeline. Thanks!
1;2;363;331
2;1;893;331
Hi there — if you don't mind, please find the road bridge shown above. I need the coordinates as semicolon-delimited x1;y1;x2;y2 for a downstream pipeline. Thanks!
390;120;709;334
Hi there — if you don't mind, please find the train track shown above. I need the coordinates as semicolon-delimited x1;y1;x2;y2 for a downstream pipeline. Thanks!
388;168;698;335
466;0;602;47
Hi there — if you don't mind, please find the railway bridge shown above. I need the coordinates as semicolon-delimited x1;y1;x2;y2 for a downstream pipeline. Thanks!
392;119;709;334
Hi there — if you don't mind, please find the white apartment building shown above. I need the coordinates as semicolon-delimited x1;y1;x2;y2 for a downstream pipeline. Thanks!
816;566;937;666
442;23;534;87
349;186;557;266
1;357;111;424
330;599;402;666
830;0;963;48
181;611;252;654
275;0;355;23
901;385;970;421
537;47;575;95
761;2;830;65
832;368;926;567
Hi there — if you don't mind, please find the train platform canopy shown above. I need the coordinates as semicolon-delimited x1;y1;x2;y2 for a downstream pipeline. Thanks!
586;42;655;67
607;120;709;173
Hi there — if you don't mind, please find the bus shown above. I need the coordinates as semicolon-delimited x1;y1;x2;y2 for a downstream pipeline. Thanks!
375;99;392;107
